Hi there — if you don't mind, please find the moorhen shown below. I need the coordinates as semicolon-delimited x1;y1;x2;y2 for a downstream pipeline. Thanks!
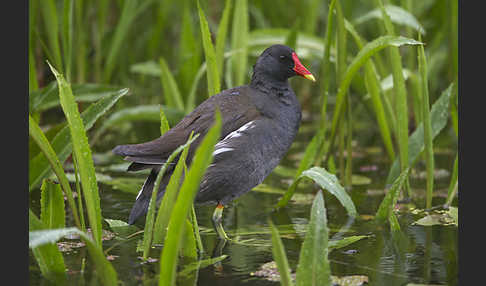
112;44;315;240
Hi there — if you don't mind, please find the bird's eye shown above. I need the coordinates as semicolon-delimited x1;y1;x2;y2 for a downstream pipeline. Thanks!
279;55;286;61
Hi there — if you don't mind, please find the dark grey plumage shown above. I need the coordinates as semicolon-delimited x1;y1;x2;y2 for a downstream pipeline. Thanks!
113;44;311;224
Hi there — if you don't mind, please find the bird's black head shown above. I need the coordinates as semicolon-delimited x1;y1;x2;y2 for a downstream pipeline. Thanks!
252;44;315;83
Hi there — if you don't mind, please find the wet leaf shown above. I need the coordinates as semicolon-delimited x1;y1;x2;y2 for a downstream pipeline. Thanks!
277;167;357;217
413;209;457;226
252;261;368;286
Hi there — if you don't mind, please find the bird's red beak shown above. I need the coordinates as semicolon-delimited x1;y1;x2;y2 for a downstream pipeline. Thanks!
292;52;316;82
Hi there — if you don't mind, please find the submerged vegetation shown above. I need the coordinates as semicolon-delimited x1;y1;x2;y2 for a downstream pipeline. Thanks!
29;0;458;285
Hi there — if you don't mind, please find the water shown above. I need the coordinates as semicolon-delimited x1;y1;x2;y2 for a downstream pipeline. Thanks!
29;120;458;286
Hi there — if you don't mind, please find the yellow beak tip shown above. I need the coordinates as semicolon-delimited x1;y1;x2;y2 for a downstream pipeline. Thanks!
304;74;316;82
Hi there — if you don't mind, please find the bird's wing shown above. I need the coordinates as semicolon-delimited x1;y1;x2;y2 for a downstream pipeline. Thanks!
196;118;284;204
112;86;261;169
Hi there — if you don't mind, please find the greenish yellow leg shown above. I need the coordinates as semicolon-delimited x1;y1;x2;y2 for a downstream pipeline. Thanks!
212;203;230;241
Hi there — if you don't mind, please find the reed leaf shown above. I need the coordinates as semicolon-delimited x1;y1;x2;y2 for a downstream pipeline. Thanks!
354;4;425;35
62;0;73;81
103;0;140;82
29;210;67;285
160;105;170;136
231;0;249;86
376;0;410;196
284;20;300;50
418;36;434;209
269;220;294;286
215;0;232;80
40;0;63;72
277;167;357;217
385;83;453;185
29;226;118;285
40;179;65;229
158;111;221;286
446;153;458;206
29;87;128;191
326;35;422;159
197;0;220;96
180;219;198;259
295;190;331;286
159;57;185;110
30;82;126;113
178;0;201;97
142;133;197;258
151;133;197;245
48;62;102;247
29;115;81;229
344;19;395;160
375;168;410;222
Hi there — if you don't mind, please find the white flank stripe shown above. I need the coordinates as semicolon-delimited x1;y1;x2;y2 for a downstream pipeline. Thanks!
213;147;233;156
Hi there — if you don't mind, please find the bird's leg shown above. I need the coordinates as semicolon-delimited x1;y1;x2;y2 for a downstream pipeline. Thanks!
212;203;230;241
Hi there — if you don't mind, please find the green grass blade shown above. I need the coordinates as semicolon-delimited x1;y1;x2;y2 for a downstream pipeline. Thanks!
151;133;197;246
230;0;249;86
277;167;357;217
418;36;434;209
40;179;65;229
269;220;294;286
197;0;220;96
385;83;454;185
159;57;185;110
29;87;128;191
48;63;102;247
160;105;170;136
302;0;321;35
177;0;201;97
29;210;67;285
40;0;63;72
344;19;395;160
375;168;410;222
180;219;198;260
326;35;422;160
62;0;73;81
354;4;425;35
29;115;81;229
446;153;458;206
315;0;336;166
31;82;127;113
159;111;222;286
295;190;331;286
29;226;118;285
375;0;410;196
284;20;300;50
215;0;232;80
103;0;140;82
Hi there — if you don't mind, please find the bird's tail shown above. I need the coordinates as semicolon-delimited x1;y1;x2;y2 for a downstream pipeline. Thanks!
128;169;159;224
